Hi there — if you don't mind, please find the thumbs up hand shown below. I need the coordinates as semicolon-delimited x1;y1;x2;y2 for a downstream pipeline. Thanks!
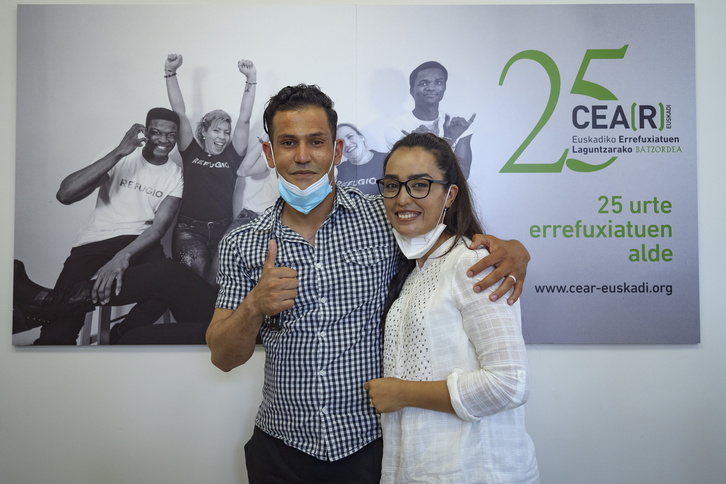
252;239;298;316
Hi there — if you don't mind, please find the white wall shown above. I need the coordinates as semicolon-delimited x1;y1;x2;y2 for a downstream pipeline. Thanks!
1;0;724;483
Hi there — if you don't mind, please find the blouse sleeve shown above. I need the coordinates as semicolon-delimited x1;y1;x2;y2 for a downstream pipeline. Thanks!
446;248;530;421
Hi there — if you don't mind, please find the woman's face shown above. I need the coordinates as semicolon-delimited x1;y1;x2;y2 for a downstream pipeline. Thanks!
203;119;232;155
382;146;456;238
338;125;367;163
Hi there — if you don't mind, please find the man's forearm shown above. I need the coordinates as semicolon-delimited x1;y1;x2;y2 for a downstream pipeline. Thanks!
59;123;147;204
119;195;181;260
114;225;166;261
207;304;264;371
208;238;297;371
56;150;122;204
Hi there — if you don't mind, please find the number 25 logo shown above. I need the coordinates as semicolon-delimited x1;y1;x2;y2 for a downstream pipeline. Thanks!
499;45;628;173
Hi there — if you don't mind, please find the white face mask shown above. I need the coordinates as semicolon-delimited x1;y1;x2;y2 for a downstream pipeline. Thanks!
391;186;451;260
269;145;336;214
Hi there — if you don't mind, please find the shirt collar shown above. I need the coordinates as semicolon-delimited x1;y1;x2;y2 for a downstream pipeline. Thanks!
251;188;359;238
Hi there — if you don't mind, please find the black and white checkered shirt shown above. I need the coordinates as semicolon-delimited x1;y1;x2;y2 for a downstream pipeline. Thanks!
216;187;401;461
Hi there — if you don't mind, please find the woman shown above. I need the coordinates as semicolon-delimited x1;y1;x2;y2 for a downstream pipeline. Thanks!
335;123;386;195
164;54;266;283
364;133;539;483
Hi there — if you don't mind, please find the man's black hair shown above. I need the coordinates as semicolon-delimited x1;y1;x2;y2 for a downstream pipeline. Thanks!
408;61;449;90
263;84;338;141
145;107;180;128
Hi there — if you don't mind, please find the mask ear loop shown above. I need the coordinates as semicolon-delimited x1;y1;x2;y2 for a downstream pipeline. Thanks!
326;140;338;183
268;144;282;179
438;185;453;225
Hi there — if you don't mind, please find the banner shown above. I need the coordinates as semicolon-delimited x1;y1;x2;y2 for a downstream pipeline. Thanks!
355;4;698;343
14;4;697;345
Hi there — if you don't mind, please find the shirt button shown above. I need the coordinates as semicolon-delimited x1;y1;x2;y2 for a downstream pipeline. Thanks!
318;369;326;376
319;296;327;304
321;406;328;414
318;331;327;339
315;263;323;270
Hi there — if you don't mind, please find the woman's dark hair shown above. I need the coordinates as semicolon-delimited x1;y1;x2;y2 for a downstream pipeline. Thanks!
263;84;337;142
381;132;484;325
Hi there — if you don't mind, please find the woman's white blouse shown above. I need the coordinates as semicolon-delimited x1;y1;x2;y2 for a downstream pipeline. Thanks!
381;237;539;483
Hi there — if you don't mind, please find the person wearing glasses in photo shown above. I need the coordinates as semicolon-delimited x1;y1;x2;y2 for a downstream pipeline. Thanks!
206;84;531;483
364;133;539;483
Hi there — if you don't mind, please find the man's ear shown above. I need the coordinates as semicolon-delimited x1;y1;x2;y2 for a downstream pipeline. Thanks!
334;138;344;166
262;142;275;170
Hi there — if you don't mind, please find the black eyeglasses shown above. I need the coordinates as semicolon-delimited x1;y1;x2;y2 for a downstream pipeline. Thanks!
376;178;449;199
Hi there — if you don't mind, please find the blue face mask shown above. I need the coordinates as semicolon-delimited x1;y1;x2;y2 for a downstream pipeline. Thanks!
270;145;336;215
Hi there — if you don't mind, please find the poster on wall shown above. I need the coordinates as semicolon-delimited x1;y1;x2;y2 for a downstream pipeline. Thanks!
13;4;697;346
354;4;698;344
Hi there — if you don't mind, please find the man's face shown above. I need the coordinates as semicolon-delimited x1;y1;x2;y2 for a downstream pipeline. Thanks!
142;119;178;161
410;67;447;108
263;107;342;190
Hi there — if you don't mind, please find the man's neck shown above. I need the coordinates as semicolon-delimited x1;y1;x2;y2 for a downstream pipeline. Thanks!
141;148;169;166
412;105;440;122
280;189;336;246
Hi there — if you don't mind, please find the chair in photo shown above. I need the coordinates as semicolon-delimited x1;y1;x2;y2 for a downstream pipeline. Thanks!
80;304;172;345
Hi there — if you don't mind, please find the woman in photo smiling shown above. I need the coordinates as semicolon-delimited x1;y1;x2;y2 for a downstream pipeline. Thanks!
364;133;539;483
164;54;266;283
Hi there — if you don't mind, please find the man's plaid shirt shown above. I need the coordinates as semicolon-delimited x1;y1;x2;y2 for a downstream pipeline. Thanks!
216;187;401;461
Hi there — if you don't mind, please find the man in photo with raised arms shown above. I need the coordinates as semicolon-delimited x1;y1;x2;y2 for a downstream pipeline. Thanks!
206;84;528;483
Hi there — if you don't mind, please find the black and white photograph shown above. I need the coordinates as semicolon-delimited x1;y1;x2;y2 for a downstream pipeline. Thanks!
13;4;356;345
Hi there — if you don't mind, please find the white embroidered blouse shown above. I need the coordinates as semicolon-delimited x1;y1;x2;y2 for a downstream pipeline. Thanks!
381;237;539;483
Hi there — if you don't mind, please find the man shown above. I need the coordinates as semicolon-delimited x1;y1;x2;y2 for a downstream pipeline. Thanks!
206;85;528;483
384;61;476;178
32;108;184;345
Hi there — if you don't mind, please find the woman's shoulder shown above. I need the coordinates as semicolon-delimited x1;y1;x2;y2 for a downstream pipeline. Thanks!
446;237;491;262
439;237;494;280
179;138;204;160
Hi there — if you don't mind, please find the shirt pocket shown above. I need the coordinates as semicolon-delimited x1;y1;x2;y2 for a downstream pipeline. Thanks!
339;245;394;302
343;245;391;266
